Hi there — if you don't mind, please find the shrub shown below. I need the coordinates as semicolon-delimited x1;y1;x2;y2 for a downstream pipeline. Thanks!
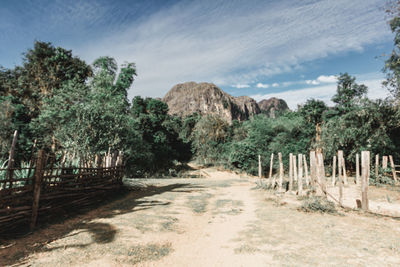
299;196;337;214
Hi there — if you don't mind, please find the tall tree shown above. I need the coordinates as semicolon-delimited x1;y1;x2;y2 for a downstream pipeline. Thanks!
384;0;400;101
299;99;328;150
332;73;368;114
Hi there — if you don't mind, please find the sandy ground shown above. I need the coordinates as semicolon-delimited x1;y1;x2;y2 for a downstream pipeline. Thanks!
1;165;400;266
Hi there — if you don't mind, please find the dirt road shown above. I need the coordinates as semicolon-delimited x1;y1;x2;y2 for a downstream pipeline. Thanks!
1;166;400;266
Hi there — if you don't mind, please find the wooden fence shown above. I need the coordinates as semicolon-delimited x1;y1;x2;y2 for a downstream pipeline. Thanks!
0;149;124;234
258;150;398;211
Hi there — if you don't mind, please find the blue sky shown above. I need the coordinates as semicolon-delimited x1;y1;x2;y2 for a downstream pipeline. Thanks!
0;0;395;109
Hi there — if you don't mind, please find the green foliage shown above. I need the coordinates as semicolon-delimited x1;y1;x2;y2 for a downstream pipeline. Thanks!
299;196;337;214
128;96;191;176
0;41;189;177
322;99;400;164
332;73;368;113
384;1;400;100
227;112;313;174
370;166;396;186
191;115;230;165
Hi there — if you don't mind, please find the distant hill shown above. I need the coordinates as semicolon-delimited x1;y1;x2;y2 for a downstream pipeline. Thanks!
162;82;260;122
258;97;289;118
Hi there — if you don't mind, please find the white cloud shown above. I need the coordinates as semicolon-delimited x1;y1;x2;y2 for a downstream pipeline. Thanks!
306;80;320;85
272;83;279;87
256;82;269;88
74;0;390;98
251;76;389;109
233;84;250;88
317;75;337;83
305;75;337;85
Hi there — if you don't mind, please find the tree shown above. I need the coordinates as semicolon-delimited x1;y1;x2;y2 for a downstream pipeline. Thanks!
384;1;400;101
332;73;368;113
191;115;230;164
322;98;400;165
299;99;328;150
0;41;92;159
34;56;136;155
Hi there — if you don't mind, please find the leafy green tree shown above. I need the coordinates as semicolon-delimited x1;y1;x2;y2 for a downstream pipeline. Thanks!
322;98;400;165
0;41;92;160
384;1;400;100
191;115;230;164
34;56;135;156
129;96;191;175
299;99;328;149
332;73;367;114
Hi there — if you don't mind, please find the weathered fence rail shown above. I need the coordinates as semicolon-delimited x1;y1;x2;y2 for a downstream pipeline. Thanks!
0;150;124;234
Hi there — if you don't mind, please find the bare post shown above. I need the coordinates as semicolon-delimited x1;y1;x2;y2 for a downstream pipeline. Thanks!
303;154;310;186
289;153;293;191
293;155;298;182
30;150;45;231
356;153;360;185
309;151;317;189
298;154;303;182
278;152;283;190
342;155;348;185
6;130;18;189
382;156;388;169
367;151;371;186
389;155;397;182
269;153;274;180
332;156;336;186
316;152;326;196
258;155;262;179
375;154;379;178
338;150;348;185
361;151;369;211
298;154;303;195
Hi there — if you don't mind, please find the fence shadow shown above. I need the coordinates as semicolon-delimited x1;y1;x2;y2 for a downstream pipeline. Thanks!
0;182;203;266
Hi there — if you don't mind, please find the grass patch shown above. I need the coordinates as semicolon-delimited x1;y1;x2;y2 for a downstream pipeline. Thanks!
214;199;243;215
186;193;212;213
299;196;337;214
234;244;261;254
125;242;173;264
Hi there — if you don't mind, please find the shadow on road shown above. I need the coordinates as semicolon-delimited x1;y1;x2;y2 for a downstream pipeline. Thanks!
0;182;203;266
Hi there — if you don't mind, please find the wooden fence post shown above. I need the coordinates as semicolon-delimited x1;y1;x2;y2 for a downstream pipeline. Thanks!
316;152;326;196
382;156;388;169
310;151;316;190
298;154;303;195
338;150;348;185
269;153;274;180
356;154;360;185
338;169;343;207
258;155;262;179
298;154;303;182
332;156;336;186
342;156;348;185
336;151;343;204
303;154;310;186
289;153;293;191
6;130;18;189
375;154;379;178
278;152;283;190
389;155;397;182
293;155;298;182
30;149;45;231
361;151;369;211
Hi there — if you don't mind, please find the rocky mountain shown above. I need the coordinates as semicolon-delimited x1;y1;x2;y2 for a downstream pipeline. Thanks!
258;97;289;118
162;82;260;122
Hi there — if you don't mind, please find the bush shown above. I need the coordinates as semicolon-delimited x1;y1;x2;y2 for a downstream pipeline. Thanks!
370;166;395;186
299;196;337;214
